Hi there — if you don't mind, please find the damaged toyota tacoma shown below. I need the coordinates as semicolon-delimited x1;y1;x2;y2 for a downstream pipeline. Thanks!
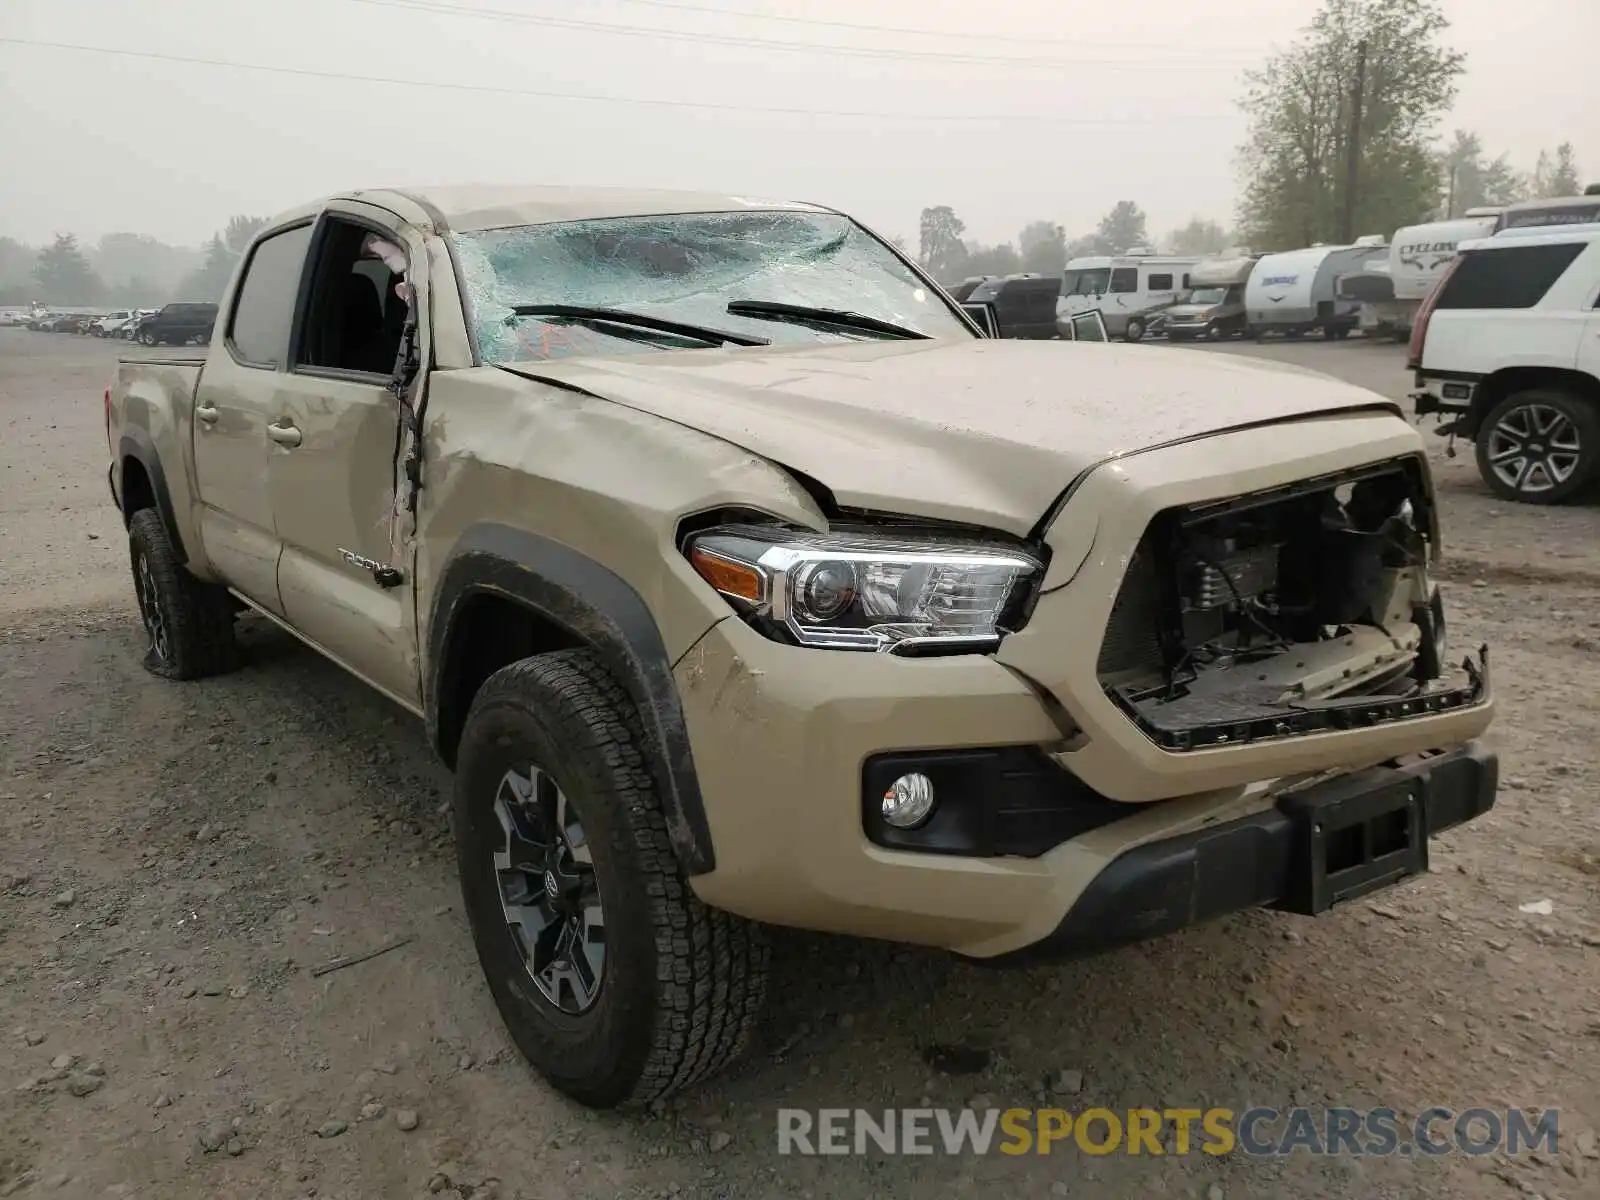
105;185;1496;1108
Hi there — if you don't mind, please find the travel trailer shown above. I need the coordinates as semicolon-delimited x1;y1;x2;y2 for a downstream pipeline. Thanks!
1338;212;1501;340
1160;251;1257;341
1056;249;1201;341
1493;185;1600;232
1245;237;1386;339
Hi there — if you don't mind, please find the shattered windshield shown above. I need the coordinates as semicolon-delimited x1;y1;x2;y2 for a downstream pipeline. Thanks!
453;210;973;362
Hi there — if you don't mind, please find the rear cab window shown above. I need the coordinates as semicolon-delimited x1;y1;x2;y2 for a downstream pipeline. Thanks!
227;225;314;367
1436;243;1585;310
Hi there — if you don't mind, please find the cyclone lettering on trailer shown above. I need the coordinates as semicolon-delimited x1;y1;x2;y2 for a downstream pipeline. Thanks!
1261;275;1298;287
1398;241;1459;272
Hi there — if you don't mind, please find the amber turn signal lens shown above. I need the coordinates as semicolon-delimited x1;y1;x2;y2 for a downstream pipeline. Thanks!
689;546;763;604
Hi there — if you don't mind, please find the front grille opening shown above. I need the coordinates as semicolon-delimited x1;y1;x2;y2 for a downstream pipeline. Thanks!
1099;457;1487;750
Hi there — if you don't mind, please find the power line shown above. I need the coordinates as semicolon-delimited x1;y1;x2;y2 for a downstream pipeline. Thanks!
338;0;1257;71
0;36;1239;125
551;0;1225;51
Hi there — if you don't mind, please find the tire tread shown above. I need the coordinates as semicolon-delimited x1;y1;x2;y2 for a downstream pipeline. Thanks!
469;650;767;1105
128;508;239;680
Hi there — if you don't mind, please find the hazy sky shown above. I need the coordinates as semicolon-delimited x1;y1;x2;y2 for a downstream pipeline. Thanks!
1;0;1594;249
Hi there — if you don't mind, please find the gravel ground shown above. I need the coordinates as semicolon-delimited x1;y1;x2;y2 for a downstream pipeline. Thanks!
2;328;1598;1200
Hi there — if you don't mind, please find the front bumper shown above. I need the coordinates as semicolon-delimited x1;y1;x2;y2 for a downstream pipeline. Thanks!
985;741;1497;964
676;413;1495;958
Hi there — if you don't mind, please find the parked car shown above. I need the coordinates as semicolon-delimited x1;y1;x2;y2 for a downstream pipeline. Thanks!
137;302;219;345
961;274;1061;338
107;184;1495;1110
93;310;138;337
121;310;157;341
37;312;93;333
1409;222;1600;504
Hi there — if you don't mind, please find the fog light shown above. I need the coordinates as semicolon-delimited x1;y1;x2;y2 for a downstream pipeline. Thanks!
881;773;935;829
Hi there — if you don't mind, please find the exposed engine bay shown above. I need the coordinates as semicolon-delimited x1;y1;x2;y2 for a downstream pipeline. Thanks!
1098;457;1488;750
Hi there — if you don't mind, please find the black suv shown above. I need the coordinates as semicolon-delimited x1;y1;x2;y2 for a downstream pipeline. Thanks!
138;302;218;346
961;275;1063;339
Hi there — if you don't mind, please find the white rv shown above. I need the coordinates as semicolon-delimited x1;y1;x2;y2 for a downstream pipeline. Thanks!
1336;211;1502;340
1056;249;1201;341
1161;252;1257;341
1245;238;1386;339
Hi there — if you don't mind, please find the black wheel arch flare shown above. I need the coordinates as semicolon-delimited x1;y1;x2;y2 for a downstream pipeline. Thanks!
116;429;187;565
426;523;716;875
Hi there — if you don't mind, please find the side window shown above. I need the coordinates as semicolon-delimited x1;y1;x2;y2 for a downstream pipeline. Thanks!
1147;272;1174;291
229;225;314;367
295;218;408;376
1436;244;1585;310
1182;273;1192;289
1109;267;1138;294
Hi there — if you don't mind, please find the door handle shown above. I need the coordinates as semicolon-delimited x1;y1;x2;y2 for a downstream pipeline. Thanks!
195;402;219;425
267;421;303;448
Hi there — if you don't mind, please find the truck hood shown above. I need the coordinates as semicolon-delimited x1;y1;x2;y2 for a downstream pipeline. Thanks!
501;339;1398;535
1163;304;1218;319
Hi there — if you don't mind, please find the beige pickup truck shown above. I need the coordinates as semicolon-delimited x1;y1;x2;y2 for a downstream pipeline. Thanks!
107;185;1497;1108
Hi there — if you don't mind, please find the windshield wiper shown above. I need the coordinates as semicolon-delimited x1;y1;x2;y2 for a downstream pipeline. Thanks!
508;305;769;347
725;300;931;340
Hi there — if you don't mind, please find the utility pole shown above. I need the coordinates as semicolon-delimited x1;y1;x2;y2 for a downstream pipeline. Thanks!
1340;38;1368;243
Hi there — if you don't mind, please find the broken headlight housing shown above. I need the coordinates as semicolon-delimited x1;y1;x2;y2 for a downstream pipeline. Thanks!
685;525;1042;654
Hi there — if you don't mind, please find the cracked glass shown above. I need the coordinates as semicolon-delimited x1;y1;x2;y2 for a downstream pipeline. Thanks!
453;210;973;362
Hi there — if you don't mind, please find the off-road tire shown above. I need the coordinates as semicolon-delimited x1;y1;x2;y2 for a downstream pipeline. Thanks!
127;508;240;679
1124;317;1146;343
1474;389;1600;505
453;649;768;1109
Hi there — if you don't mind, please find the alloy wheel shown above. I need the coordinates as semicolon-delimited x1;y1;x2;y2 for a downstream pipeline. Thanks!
492;766;606;1014
133;549;169;663
1486;403;1582;496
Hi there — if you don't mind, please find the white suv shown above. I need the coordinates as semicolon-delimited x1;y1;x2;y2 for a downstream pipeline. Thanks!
1410;224;1600;504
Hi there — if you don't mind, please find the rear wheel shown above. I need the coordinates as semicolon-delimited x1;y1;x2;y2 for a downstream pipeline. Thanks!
128;509;241;679
139;328;157;345
453;650;768;1108
1475;389;1600;505
1124;317;1146;343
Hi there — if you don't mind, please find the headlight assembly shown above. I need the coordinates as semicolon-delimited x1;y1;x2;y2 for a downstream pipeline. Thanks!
685;525;1043;654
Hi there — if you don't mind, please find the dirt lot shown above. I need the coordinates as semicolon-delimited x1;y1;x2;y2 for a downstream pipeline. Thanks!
2;328;1598;1200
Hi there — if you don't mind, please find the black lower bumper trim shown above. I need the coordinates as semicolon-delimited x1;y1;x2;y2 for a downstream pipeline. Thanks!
980;741;1497;967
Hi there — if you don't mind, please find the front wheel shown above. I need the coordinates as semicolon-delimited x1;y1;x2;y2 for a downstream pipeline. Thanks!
139;328;157;345
1123;317;1146;343
453;650;768;1109
1475;390;1600;505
